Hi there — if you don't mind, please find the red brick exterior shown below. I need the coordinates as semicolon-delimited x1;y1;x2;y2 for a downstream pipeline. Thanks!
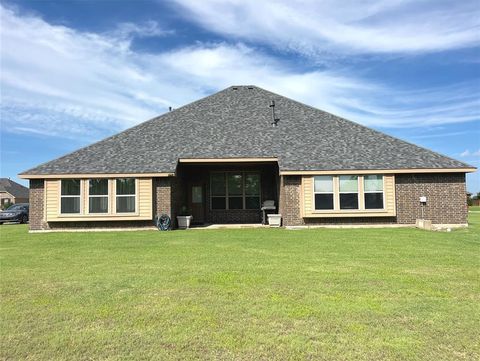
395;173;467;225
46;220;155;230
154;177;172;217
29;179;48;230
153;176;182;228
27;171;468;231
279;173;468;227
278;175;301;226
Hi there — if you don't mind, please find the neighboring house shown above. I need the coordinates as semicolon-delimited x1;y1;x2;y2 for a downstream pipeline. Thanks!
469;192;480;207
0;178;29;209
19;86;476;231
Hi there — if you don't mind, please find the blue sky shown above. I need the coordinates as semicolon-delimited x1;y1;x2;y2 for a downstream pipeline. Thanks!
1;0;479;191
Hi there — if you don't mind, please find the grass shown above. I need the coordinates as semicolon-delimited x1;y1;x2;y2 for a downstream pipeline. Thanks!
469;206;480;212
1;216;479;360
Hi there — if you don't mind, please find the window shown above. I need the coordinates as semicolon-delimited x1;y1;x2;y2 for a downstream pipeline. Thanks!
210;172;261;210
364;175;384;209
314;176;334;210
61;179;81;213
227;173;243;209
312;174;388;212
339;175;359;210
192;186;203;204
245;173;260;209
211;173;226;210
89;179;109;213
116;178;136;213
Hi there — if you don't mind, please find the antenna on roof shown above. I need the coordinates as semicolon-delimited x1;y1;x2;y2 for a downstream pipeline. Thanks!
269;100;280;127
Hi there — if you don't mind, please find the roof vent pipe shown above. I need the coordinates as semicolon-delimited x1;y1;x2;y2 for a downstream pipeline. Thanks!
269;100;280;127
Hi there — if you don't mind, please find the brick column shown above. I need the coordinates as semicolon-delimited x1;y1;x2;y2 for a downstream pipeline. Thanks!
154;178;172;218
29;179;48;230
280;175;304;226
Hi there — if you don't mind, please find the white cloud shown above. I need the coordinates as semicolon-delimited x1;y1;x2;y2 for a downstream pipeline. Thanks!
461;149;480;157
109;21;173;40
172;0;480;55
0;4;479;142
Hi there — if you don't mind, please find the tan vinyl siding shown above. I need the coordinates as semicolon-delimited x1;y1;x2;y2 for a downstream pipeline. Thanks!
302;175;396;218
385;175;396;213
45;179;60;219
138;178;153;216
45;178;153;222
303;176;313;215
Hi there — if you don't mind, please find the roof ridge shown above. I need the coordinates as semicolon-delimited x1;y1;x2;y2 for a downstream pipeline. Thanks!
251;85;474;169
19;85;474;175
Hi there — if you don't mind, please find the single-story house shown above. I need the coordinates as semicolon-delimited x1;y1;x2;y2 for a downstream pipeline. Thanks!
0;178;29;209
19;86;475;231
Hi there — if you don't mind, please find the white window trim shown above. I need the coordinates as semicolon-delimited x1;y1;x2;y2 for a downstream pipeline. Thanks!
313;176;335;211
312;175;387;213
87;179;110;215
339;175;360;211
363;175;385;210
210;171;261;210
114;178;138;214
59;179;82;215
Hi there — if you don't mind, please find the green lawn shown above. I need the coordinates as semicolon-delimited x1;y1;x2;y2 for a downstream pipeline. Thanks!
1;216;479;360
469;206;480;212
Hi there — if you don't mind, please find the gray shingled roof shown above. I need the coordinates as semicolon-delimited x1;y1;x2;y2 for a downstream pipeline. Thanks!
21;85;472;175
0;178;29;198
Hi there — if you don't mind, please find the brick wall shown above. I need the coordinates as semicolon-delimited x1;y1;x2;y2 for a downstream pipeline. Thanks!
153;176;182;228
395;173;467;225
28;172;466;230
29;179;48;230
279;175;397;226
280;173;468;227
154;178;172;218
29;178;171;231
209;210;261;223
279;175;302;226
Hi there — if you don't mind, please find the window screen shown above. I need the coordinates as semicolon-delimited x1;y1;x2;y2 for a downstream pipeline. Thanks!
364;175;384;209
116;178;136;213
89;179;109;213
339;176;358;210
61;179;81;214
314;176;334;210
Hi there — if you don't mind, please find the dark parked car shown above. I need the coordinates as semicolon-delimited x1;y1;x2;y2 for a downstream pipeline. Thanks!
0;203;29;224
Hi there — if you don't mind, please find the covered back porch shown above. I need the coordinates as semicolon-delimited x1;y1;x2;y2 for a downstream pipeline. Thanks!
173;159;280;225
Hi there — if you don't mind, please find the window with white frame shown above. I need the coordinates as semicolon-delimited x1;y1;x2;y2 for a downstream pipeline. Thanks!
210;172;260;210
313;174;386;212
61;179;81;214
89;179;109;213
116;178;136;213
364;175;384;209
339;175;359;209
314;176;334;210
